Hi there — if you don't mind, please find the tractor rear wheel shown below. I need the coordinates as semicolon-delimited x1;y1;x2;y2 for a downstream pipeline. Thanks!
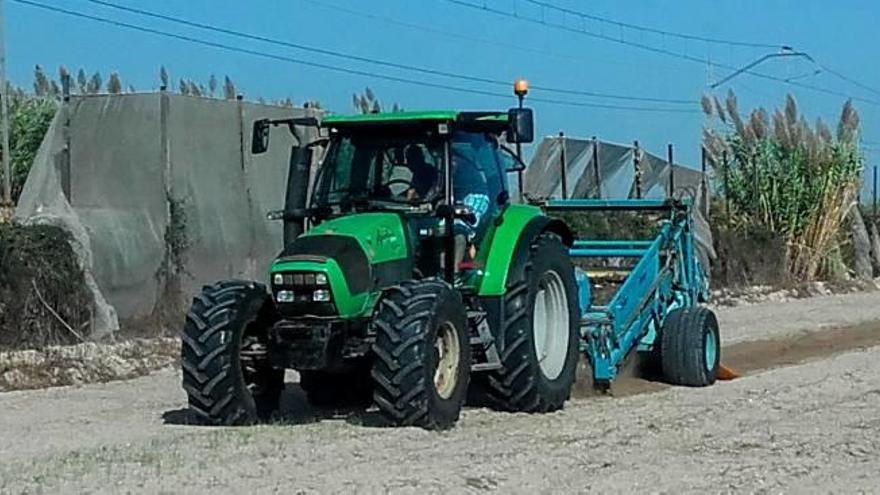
483;233;580;412
660;307;720;386
370;279;470;430
181;281;284;425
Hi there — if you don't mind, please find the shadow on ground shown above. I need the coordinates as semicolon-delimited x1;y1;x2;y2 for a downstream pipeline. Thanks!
162;383;385;427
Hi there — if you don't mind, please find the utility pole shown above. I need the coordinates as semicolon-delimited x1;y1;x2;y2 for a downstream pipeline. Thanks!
0;0;11;206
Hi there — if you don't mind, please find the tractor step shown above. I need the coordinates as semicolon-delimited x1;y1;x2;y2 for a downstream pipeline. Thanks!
467;309;503;372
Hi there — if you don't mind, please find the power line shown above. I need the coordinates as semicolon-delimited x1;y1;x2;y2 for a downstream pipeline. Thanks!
446;0;715;68
11;0;699;113
817;63;880;98
82;0;695;106
445;0;880;106
298;0;682;75
303;0;880;108
523;0;784;49
525;0;880;99
530;95;696;113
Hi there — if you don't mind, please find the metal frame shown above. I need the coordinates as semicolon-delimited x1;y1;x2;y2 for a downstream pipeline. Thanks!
544;198;706;383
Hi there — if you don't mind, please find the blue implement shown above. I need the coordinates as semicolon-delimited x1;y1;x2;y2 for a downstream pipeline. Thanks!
543;198;709;385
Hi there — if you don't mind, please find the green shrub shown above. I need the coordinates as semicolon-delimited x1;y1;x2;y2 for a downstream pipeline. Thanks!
6;96;58;202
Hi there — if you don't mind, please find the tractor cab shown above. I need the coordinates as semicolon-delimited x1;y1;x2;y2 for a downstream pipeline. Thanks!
310;111;528;279
255;110;533;288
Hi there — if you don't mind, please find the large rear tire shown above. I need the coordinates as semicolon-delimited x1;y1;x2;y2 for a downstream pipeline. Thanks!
660;307;719;386
181;281;284;425
482;233;580;412
370;279;470;430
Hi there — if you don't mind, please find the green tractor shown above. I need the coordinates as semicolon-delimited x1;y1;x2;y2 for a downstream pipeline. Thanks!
181;104;581;429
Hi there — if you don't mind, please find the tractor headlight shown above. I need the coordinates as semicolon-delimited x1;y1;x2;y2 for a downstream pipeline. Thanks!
276;290;295;303
272;271;333;307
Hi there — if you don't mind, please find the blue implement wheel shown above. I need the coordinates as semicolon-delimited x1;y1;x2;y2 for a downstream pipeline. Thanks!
704;326;718;373
660;307;720;386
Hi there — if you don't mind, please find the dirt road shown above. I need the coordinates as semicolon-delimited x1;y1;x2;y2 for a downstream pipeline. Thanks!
1;292;879;493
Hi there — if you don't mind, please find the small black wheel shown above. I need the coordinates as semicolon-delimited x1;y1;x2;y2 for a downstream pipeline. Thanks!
482;232;580;413
299;364;373;409
660;307;720;386
370;279;470;430
181;281;284;425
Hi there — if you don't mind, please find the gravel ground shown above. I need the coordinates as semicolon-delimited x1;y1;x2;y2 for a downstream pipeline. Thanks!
0;293;879;493
0;338;178;391
712;289;880;344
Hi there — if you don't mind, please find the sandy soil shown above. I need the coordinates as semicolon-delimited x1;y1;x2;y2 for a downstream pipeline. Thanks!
1;293;879;493
713;289;880;344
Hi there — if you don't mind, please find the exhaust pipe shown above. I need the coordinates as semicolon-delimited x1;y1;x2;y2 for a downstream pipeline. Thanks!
283;144;312;247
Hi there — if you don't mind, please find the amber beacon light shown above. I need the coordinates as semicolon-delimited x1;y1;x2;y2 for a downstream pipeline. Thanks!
514;79;529;97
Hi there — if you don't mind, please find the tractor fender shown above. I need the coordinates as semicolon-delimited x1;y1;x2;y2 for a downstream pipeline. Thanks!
477;207;573;296
506;216;574;286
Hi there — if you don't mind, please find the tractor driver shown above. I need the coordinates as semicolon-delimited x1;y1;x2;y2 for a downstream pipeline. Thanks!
451;133;492;265
404;145;439;201
402;135;491;266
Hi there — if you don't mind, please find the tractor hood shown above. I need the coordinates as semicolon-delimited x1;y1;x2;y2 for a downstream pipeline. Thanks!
303;212;409;264
270;213;412;318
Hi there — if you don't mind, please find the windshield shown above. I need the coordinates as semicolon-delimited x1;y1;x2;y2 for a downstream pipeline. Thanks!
312;129;445;209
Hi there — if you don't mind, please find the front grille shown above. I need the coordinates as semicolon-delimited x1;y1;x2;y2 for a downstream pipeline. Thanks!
272;270;337;316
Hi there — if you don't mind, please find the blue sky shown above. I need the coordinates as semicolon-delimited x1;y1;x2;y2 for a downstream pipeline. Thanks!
6;0;880;179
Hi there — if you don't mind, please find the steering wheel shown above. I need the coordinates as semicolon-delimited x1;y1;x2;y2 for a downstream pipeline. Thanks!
384;178;415;198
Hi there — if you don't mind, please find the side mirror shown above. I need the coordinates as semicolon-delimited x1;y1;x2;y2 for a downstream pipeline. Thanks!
251;119;270;154
507;108;534;144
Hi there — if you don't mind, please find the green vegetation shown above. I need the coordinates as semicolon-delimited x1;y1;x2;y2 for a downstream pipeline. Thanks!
702;91;864;281
5;91;57;202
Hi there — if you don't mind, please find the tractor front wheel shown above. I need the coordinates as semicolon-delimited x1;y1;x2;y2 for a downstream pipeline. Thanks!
181;281;284;425
370;279;470;430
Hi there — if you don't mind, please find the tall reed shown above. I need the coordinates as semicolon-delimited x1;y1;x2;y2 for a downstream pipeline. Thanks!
702;91;863;280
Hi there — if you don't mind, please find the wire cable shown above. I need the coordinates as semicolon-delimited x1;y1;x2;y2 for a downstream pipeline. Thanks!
817;63;880;98
301;0;880;106
81;0;696;105
298;0;681;75
11;0;700;113
523;0;785;49
446;0;880;106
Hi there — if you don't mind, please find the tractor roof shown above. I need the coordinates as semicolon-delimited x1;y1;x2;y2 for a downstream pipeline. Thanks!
322;110;510;130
